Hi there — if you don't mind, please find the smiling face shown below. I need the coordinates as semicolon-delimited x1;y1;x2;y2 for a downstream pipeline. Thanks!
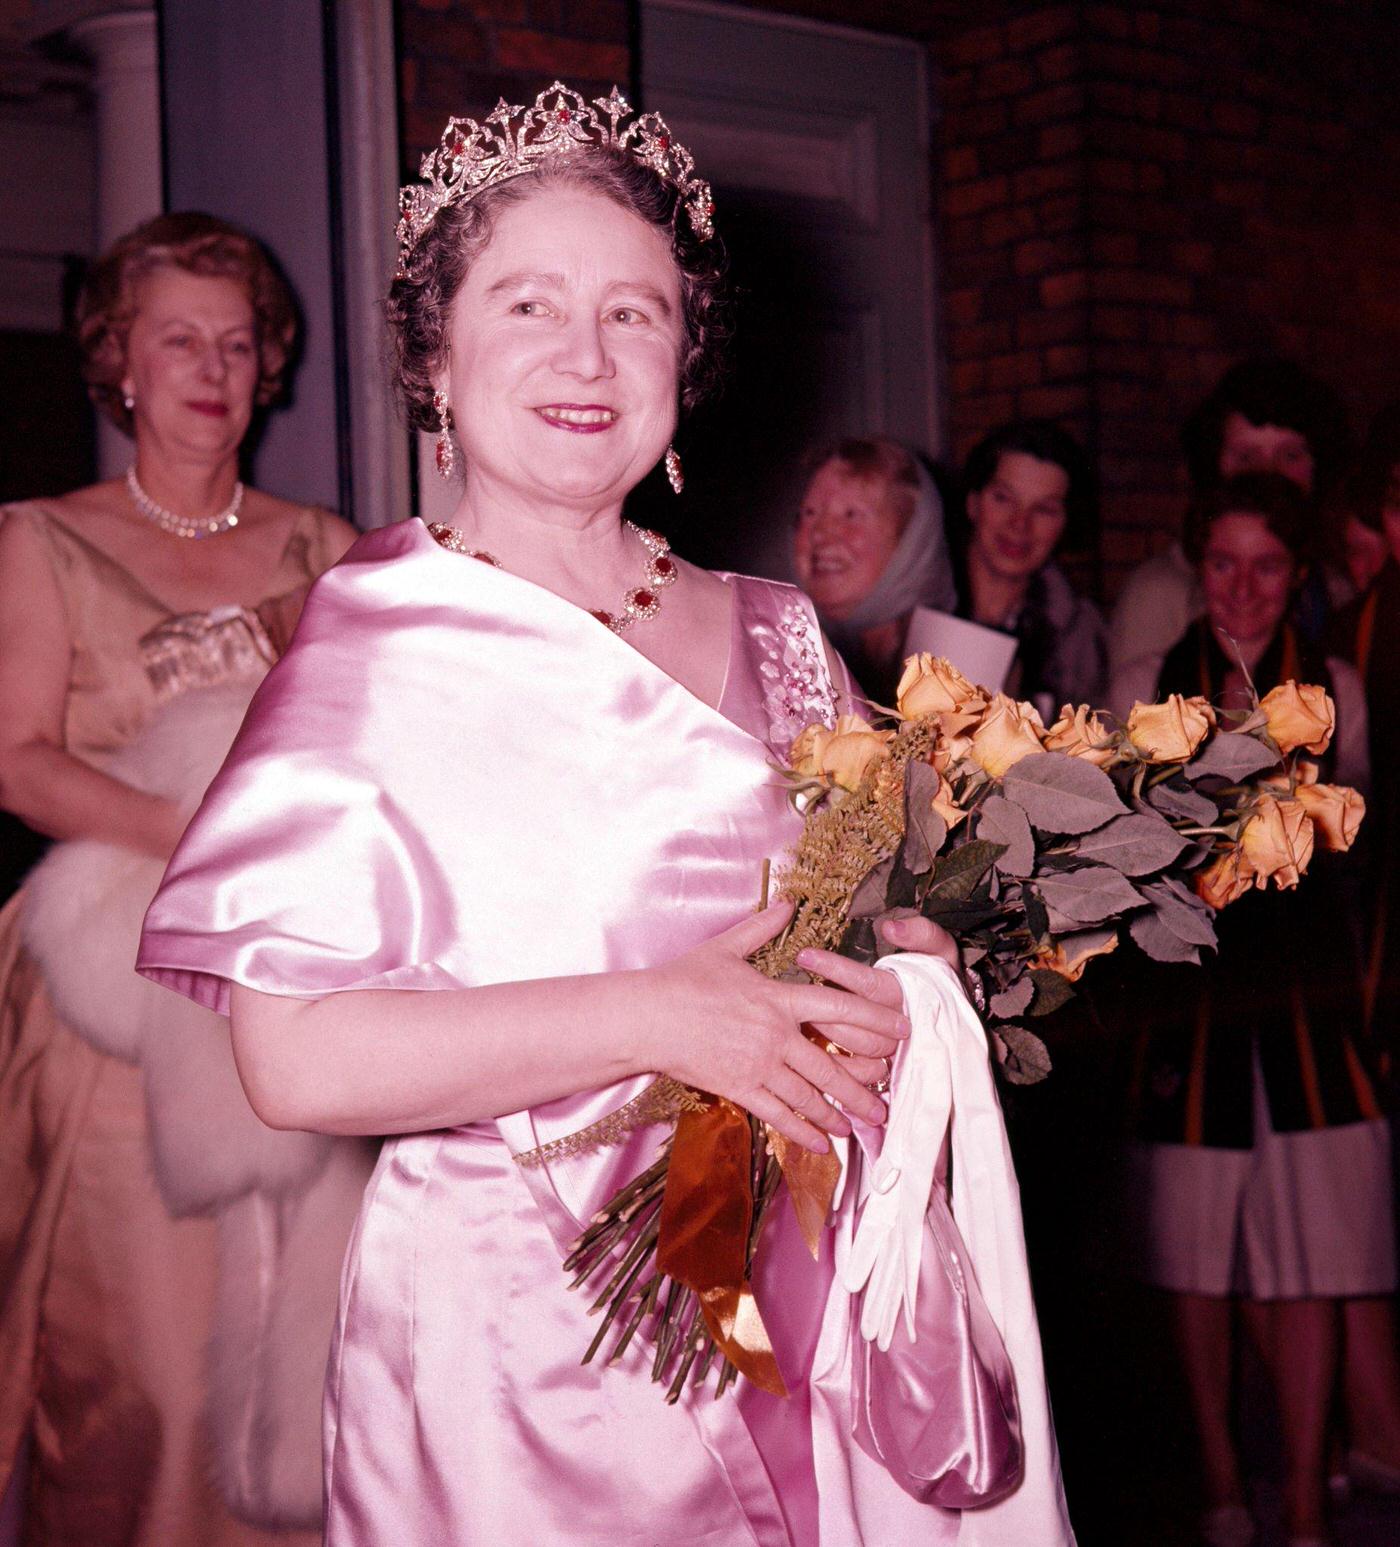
1218;411;1315;492
1200;511;1300;654
965;450;1069;585
792;459;907;620
439;184;684;513
121;266;259;460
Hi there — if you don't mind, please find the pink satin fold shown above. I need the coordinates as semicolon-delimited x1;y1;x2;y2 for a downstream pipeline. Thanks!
138;517;967;1544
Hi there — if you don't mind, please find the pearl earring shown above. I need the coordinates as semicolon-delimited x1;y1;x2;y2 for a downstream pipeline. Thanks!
664;446;683;495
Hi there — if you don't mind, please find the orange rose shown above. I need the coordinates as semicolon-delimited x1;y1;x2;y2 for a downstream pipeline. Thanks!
822;714;896;792
1240;794;1315;889
1293;782;1365;852
1260;681;1334;756
791;716;893;791
1043;703;1118;768
930;767;968;828
968;693;1046;778
1036;932;1118;981
1126;694;1217;763
1195;847;1257;910
931;728;977;774
790;723;834;782
895;653;988;732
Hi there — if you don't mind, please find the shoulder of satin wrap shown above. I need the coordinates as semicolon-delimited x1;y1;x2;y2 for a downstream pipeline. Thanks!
137;519;810;1020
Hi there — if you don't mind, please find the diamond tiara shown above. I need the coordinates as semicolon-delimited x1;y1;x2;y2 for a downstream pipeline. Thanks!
395;82;716;278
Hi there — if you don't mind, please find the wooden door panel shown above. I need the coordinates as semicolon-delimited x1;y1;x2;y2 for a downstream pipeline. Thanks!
637;0;937;573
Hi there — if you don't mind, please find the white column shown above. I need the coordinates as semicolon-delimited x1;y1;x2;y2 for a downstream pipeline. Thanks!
70;7;162;476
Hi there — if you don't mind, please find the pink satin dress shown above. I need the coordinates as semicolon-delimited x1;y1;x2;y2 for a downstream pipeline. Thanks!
138;517;980;1545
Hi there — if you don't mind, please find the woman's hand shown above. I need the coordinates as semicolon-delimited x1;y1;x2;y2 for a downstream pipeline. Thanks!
797;914;960;1006
794;914;962;1075
649;900;911;1154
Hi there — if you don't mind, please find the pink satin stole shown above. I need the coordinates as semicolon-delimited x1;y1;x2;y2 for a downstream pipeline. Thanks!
138;516;833;1239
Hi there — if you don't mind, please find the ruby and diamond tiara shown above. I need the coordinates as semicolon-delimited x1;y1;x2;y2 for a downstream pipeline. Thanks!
395;82;715;278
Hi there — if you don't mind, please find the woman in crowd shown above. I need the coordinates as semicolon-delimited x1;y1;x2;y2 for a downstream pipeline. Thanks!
0;213;358;1545
791;434;956;702
1108;358;1349;682
956;417;1106;719
135;87;1073;1545
1328;491;1388;610
1328;404;1400;1504
1116;472;1400;1547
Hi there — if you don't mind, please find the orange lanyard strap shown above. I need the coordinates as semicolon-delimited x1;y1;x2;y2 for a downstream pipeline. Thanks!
1280;625;1300;685
1196;623;1297;699
1355;589;1379;680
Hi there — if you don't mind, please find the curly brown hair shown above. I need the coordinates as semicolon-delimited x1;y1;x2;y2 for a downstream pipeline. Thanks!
77;211;298;435
387;150;730;434
1183;471;1315;566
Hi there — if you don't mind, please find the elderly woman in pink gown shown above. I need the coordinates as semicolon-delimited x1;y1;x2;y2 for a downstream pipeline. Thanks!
137;86;1073;1545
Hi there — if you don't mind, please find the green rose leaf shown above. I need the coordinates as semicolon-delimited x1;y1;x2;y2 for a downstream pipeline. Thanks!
1002;751;1128;834
1140;877;1218;948
1074;812;1190;876
1035;864;1145;925
993;1023;1053;1085
1129;907;1202;964
1186;731;1281;782
1029;967;1076;1017
1021;884;1051;946
849;855;895;919
927;839;1004;903
902;760;948;877
990;975;1035;1019
977;794;1036;877
1147;779;1218;825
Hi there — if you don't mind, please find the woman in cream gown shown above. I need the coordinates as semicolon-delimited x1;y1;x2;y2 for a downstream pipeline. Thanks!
0;213;359;1546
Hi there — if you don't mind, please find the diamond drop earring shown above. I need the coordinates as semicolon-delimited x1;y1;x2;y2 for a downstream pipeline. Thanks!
433;390;455;480
664;446;684;495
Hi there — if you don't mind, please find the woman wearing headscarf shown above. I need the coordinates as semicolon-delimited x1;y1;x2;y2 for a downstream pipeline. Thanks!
792;435;956;702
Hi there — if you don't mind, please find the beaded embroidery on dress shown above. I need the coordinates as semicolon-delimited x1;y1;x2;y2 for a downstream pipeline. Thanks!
140;607;278;704
755;596;839;754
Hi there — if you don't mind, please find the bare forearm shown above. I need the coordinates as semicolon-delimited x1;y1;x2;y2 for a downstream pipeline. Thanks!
0;741;183;857
228;903;915;1151
230;970;656;1136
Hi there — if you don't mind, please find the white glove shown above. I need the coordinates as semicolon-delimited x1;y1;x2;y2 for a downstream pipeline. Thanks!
841;955;958;1350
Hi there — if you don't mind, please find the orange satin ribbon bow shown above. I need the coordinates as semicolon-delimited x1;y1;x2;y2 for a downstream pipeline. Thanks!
656;1097;842;1397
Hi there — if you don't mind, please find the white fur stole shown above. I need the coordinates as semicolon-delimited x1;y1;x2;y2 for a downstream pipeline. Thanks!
20;680;334;1214
19;679;377;1528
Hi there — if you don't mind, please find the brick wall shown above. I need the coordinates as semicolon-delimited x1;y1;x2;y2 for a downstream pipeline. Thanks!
391;1;1400;593
395;0;630;164
936;7;1092;462
935;1;1400;588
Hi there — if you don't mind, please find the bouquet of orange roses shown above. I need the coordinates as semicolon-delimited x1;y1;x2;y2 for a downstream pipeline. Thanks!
567;654;1364;1399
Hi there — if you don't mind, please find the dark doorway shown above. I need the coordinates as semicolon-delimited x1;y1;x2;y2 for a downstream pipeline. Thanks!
635;0;940;580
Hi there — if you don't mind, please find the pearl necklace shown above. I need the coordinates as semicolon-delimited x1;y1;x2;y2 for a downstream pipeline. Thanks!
428;519;677;634
126;466;244;540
